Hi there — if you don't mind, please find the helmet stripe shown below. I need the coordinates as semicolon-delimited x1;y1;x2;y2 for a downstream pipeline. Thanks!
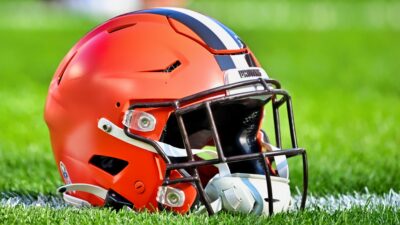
231;54;250;68
133;8;254;70
215;53;255;70
215;55;236;71
210;17;245;48
137;8;243;51
166;7;244;49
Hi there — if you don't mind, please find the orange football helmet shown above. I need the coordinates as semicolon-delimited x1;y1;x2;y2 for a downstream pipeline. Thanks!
45;8;307;215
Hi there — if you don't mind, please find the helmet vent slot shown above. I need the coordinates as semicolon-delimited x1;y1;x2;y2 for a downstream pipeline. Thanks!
57;51;77;85
164;60;181;73
145;60;181;73
107;23;136;33
89;155;128;175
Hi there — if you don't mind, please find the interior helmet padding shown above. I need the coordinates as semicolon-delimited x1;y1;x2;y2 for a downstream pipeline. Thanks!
161;98;265;174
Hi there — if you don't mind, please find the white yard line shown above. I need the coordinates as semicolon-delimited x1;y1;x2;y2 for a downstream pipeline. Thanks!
0;193;66;208
1;188;399;212
292;188;400;212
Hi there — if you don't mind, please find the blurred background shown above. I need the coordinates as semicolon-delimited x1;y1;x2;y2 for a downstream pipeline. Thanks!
0;0;399;196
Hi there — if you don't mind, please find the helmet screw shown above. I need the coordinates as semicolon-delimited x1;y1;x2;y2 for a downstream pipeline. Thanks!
166;192;180;205
102;123;112;133
139;117;151;128
134;181;145;194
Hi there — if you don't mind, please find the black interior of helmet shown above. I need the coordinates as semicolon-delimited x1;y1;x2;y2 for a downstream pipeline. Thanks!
160;99;266;175
89;155;129;176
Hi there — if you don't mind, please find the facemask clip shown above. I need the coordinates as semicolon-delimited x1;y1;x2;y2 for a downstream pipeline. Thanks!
123;110;156;132
156;186;185;208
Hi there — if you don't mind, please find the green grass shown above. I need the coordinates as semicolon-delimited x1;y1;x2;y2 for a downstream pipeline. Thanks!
0;206;399;225
204;2;400;194
0;0;399;224
251;29;400;195
0;27;93;194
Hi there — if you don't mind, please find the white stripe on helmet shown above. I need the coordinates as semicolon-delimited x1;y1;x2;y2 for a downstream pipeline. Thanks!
164;7;242;50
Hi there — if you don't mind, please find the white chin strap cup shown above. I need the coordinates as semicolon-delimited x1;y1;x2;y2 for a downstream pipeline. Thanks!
204;173;291;215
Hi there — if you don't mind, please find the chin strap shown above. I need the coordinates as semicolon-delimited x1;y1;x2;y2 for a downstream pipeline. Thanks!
98;118;218;158
57;183;134;210
61;192;91;207
58;183;108;199
203;173;292;215
57;183;108;207
98;118;231;176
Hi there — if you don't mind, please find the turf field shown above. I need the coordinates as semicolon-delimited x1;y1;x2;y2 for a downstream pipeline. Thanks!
0;0;399;224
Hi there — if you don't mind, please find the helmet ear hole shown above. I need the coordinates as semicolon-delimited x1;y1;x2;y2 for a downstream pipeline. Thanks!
89;155;128;176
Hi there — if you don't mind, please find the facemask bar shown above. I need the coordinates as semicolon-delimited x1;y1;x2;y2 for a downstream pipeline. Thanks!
123;78;308;215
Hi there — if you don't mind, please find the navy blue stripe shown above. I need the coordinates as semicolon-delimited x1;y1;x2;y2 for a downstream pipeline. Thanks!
245;53;257;67
137;8;228;50
215;55;236;70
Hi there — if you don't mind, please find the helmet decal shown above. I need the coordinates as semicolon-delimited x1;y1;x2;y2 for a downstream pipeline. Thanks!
59;161;72;185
